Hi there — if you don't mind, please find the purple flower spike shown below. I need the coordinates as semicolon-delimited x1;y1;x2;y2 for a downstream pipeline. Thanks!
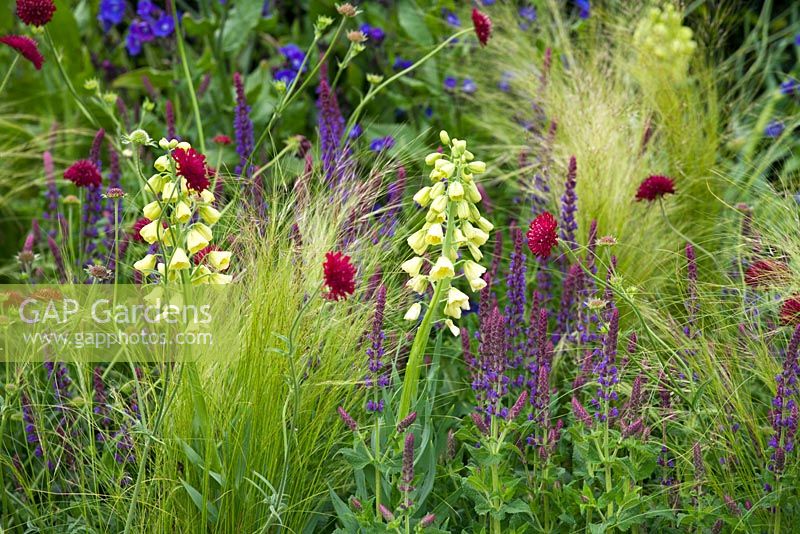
233;72;255;179
559;156;578;251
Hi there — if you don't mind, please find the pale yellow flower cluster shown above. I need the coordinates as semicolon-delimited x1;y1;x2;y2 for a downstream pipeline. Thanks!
402;131;492;335
633;5;697;82
133;138;232;285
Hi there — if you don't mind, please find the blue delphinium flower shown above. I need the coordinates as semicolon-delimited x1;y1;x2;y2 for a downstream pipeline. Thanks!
369;136;395;152
137;0;157;20
98;0;126;32
780;78;797;96
442;8;460;27
280;44;306;70
393;56;413;71
359;23;385;45
519;5;537;30
576;0;590;19
126;19;154;56
150;12;174;37
795;33;800;46
274;69;296;84
462;78;477;94
349;124;363;138
443;75;458;91
765;120;785;138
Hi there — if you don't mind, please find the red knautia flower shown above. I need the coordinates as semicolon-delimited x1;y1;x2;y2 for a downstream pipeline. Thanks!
745;259;790;287
173;147;210;191
16;0;56;26
526;211;558;259
64;160;102;188
471;8;492;46
635;175;676;202
780;296;800;325
323;251;356;301
0;35;44;70
131;218;150;242
213;134;232;145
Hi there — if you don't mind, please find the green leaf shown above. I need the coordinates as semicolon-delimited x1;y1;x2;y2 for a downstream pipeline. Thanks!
328;486;359;532
398;1;433;45
112;68;173;91
180;479;219;523
222;0;267;54
501;499;531;516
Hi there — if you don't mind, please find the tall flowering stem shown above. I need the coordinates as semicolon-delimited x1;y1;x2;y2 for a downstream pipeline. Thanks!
398;131;492;419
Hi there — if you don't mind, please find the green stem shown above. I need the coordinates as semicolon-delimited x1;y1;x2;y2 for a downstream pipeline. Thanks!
44;29;98;127
374;416;382;518
397;197;456;420
172;0;205;153
0;55;19;97
490;419;502;534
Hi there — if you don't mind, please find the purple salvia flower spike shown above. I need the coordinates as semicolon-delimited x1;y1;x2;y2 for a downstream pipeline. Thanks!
233;72;255;178
559;156;578;251
316;62;345;184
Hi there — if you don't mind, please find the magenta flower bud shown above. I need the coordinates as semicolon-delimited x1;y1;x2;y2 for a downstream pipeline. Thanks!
571;396;592;427
420;513;435;527
508;390;528;420
350;497;362;512
399;433;415;492
396;411;417;433
337;406;357;432
692;442;705;479
378;504;395;522
471;412;489;435
447;429;457;460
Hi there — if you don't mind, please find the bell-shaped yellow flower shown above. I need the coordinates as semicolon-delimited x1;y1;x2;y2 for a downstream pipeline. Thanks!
199;205;221;225
161;181;181;202
426;223;444;246
448;181;465;201
413;186;432;207
193;223;213;242
133;254;157;272
143;200;162;221
207;251;232;271
444;319;460;336
147;174;166;195
444;287;470;319
407;228;429;256
406;275;428;294
139;219;163;244
169;248;191;270
401;256;424;277
174;201;192;224
186;227;210;255
404;302;422;321
429;256;455;282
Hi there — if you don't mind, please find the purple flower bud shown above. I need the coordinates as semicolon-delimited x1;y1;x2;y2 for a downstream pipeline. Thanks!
350;496;362;511
420;513;435;527
399;433;415;492
378;504;395;522
397;411;417;433
693;442;705;479
337;406;358;432
572;396;592;427
508;390;528;420
471;412;490;435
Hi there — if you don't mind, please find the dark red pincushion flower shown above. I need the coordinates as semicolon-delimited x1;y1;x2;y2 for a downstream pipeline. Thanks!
323;251;356;301
173;147;210;191
745;259;790;287
780;296;800;325
131;218;151;242
213;134;232;145
471;8;492;46
0;35;44;70
16;0;56;27
64;160;102;188
635;175;676;202
526;212;558;259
